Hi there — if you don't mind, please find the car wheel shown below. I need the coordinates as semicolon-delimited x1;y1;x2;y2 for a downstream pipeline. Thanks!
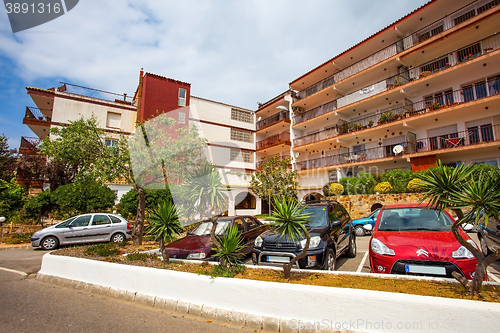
345;235;357;258
40;236;59;250
480;237;491;256
111;233;125;243
323;248;336;271
354;225;366;237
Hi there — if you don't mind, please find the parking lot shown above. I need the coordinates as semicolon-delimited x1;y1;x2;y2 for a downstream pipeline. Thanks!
246;233;500;282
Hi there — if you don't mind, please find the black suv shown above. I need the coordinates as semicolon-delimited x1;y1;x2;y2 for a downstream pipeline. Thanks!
251;200;356;270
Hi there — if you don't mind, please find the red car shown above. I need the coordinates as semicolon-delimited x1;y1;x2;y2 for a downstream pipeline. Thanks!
164;216;268;260
369;203;479;280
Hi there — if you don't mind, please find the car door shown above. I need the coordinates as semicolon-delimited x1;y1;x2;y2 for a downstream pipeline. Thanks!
87;214;113;242
62;215;92;244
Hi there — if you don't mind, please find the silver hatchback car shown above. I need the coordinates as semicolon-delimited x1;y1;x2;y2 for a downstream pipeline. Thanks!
31;213;132;250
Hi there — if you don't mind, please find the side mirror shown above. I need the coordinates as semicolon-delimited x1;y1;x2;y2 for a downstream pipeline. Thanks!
363;224;373;231
331;220;342;227
463;224;474;232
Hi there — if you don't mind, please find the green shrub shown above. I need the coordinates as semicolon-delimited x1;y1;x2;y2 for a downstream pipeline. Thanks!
339;177;359;195
6;232;33;244
379;169;413;193
51;181;116;215
84;243;120;256
375;182;393;194
117;188;172;219
407;178;425;193
0;178;26;220
210;264;246;278
126;252;150;261
329;183;344;195
322;183;332;196
24;190;56;219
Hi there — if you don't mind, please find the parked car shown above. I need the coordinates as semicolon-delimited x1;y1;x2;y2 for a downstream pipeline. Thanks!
352;209;380;236
164;216;268;260
477;214;500;256
31;213;132;250
252;199;356;270
369;203;479;279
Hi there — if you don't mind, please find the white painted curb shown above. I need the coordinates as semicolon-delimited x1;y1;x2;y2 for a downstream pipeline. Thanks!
39;253;500;333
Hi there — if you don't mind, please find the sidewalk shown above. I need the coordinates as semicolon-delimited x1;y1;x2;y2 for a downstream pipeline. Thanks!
0;243;32;250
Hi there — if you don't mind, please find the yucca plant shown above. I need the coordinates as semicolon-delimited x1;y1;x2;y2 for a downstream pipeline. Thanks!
212;224;245;269
270;198;311;279
417;161;500;295
145;200;183;263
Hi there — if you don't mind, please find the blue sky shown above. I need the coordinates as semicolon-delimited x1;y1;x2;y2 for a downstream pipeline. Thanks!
0;0;429;149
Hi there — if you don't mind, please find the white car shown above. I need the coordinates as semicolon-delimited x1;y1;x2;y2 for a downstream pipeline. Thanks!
30;213;132;250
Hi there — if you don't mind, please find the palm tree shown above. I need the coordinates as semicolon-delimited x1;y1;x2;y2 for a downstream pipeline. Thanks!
145;200;184;263
417;161;500;295
212;224;245;269
181;162;228;251
270;198;311;279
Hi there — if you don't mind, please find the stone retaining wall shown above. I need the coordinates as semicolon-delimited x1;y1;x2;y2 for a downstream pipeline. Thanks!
326;193;426;219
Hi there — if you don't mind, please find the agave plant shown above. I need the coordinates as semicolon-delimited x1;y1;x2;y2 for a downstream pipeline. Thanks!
270;198;311;279
212;224;245;269
145;200;183;263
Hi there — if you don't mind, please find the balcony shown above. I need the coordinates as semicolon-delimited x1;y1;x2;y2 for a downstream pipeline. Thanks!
24;106;51;122
23;107;52;139
256;155;291;169
293;100;337;125
293;77;500;148
60;82;133;104
19;137;42;155
295;124;500;171
256;110;290;130
293;0;498;104
256;132;291;151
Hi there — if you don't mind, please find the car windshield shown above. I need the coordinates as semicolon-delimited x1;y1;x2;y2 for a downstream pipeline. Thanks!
190;219;232;236
302;206;329;228
378;207;453;231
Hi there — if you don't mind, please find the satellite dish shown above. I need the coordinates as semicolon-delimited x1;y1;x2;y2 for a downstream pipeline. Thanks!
257;117;261;122
294;152;300;158
276;105;288;111
393;145;404;154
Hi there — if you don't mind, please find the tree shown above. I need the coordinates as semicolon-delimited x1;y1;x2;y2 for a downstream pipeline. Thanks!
0;178;26;220
51;181;116;216
15;153;46;190
250;155;297;206
145;200;183;262
270;198;311;279
0;134;17;181
117;188;172;219
109;113;207;246
417;161;500;295
40;116;112;185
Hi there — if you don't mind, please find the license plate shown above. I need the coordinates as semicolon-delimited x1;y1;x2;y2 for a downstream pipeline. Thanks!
405;265;446;275
267;256;290;263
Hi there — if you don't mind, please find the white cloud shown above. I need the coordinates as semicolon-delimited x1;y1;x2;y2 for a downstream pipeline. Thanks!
0;0;429;110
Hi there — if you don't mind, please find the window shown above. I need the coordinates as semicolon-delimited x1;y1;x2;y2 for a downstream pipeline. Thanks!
110;216;121;223
106;112;121;129
105;139;117;147
178;112;186;124
92;215;111;226
178;88;186;107
230;128;253;143
244;217;258;229
474;160;498;166
235;192;256;210
231;109;253;124
230;149;253;163
487;75;500;96
71;215;91;227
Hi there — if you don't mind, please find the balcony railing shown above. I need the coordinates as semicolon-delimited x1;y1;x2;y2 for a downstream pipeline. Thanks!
293;80;500;147
256;132;291;150
20;137;42;152
59;82;133;104
25;107;51;122
293;100;337;125
256;110;290;130
294;0;497;101
295;124;500;171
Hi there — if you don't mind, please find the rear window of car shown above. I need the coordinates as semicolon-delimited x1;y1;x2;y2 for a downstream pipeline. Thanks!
378;207;453;231
110;216;122;223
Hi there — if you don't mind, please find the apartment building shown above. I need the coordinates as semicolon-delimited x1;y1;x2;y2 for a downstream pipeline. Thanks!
20;72;261;214
282;0;500;200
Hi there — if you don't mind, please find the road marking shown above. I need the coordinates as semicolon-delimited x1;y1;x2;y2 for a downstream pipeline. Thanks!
356;251;369;273
0;267;28;276
487;270;500;283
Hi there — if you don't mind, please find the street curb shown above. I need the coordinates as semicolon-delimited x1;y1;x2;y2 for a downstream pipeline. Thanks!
0;244;32;251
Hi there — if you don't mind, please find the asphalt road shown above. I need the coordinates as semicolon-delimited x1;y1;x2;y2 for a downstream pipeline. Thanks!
0;249;247;333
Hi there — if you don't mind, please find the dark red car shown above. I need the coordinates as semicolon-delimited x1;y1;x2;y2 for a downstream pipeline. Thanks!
369;203;479;280
164;216;268;260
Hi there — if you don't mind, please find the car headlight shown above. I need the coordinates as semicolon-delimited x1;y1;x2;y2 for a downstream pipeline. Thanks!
300;236;321;249
371;238;395;256
254;236;263;247
452;240;476;259
187;252;206;259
